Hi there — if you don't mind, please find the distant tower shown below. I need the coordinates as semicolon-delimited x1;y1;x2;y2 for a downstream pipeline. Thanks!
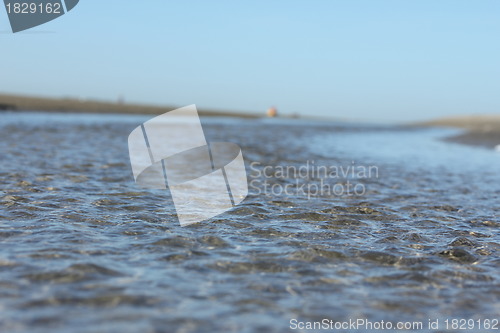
267;106;278;118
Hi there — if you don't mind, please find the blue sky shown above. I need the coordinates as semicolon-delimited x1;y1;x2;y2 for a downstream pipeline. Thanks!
1;0;499;122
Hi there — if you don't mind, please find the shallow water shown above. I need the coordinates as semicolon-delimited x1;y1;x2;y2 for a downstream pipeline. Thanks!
0;112;499;332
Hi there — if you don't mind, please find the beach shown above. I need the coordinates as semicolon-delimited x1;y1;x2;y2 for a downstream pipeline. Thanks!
0;111;499;332
3;0;499;330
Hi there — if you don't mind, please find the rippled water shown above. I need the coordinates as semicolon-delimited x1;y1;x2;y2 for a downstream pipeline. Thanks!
0;112;499;332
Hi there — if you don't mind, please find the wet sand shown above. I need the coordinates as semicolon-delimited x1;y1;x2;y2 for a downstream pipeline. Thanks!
420;115;500;149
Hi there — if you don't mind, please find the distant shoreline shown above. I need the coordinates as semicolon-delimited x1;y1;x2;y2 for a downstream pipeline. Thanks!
2;93;498;149
0;93;260;118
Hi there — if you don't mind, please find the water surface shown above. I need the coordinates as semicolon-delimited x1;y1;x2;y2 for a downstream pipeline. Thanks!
0;112;499;332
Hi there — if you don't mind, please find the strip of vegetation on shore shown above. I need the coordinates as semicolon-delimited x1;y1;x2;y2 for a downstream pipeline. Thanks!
0;93;259;118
